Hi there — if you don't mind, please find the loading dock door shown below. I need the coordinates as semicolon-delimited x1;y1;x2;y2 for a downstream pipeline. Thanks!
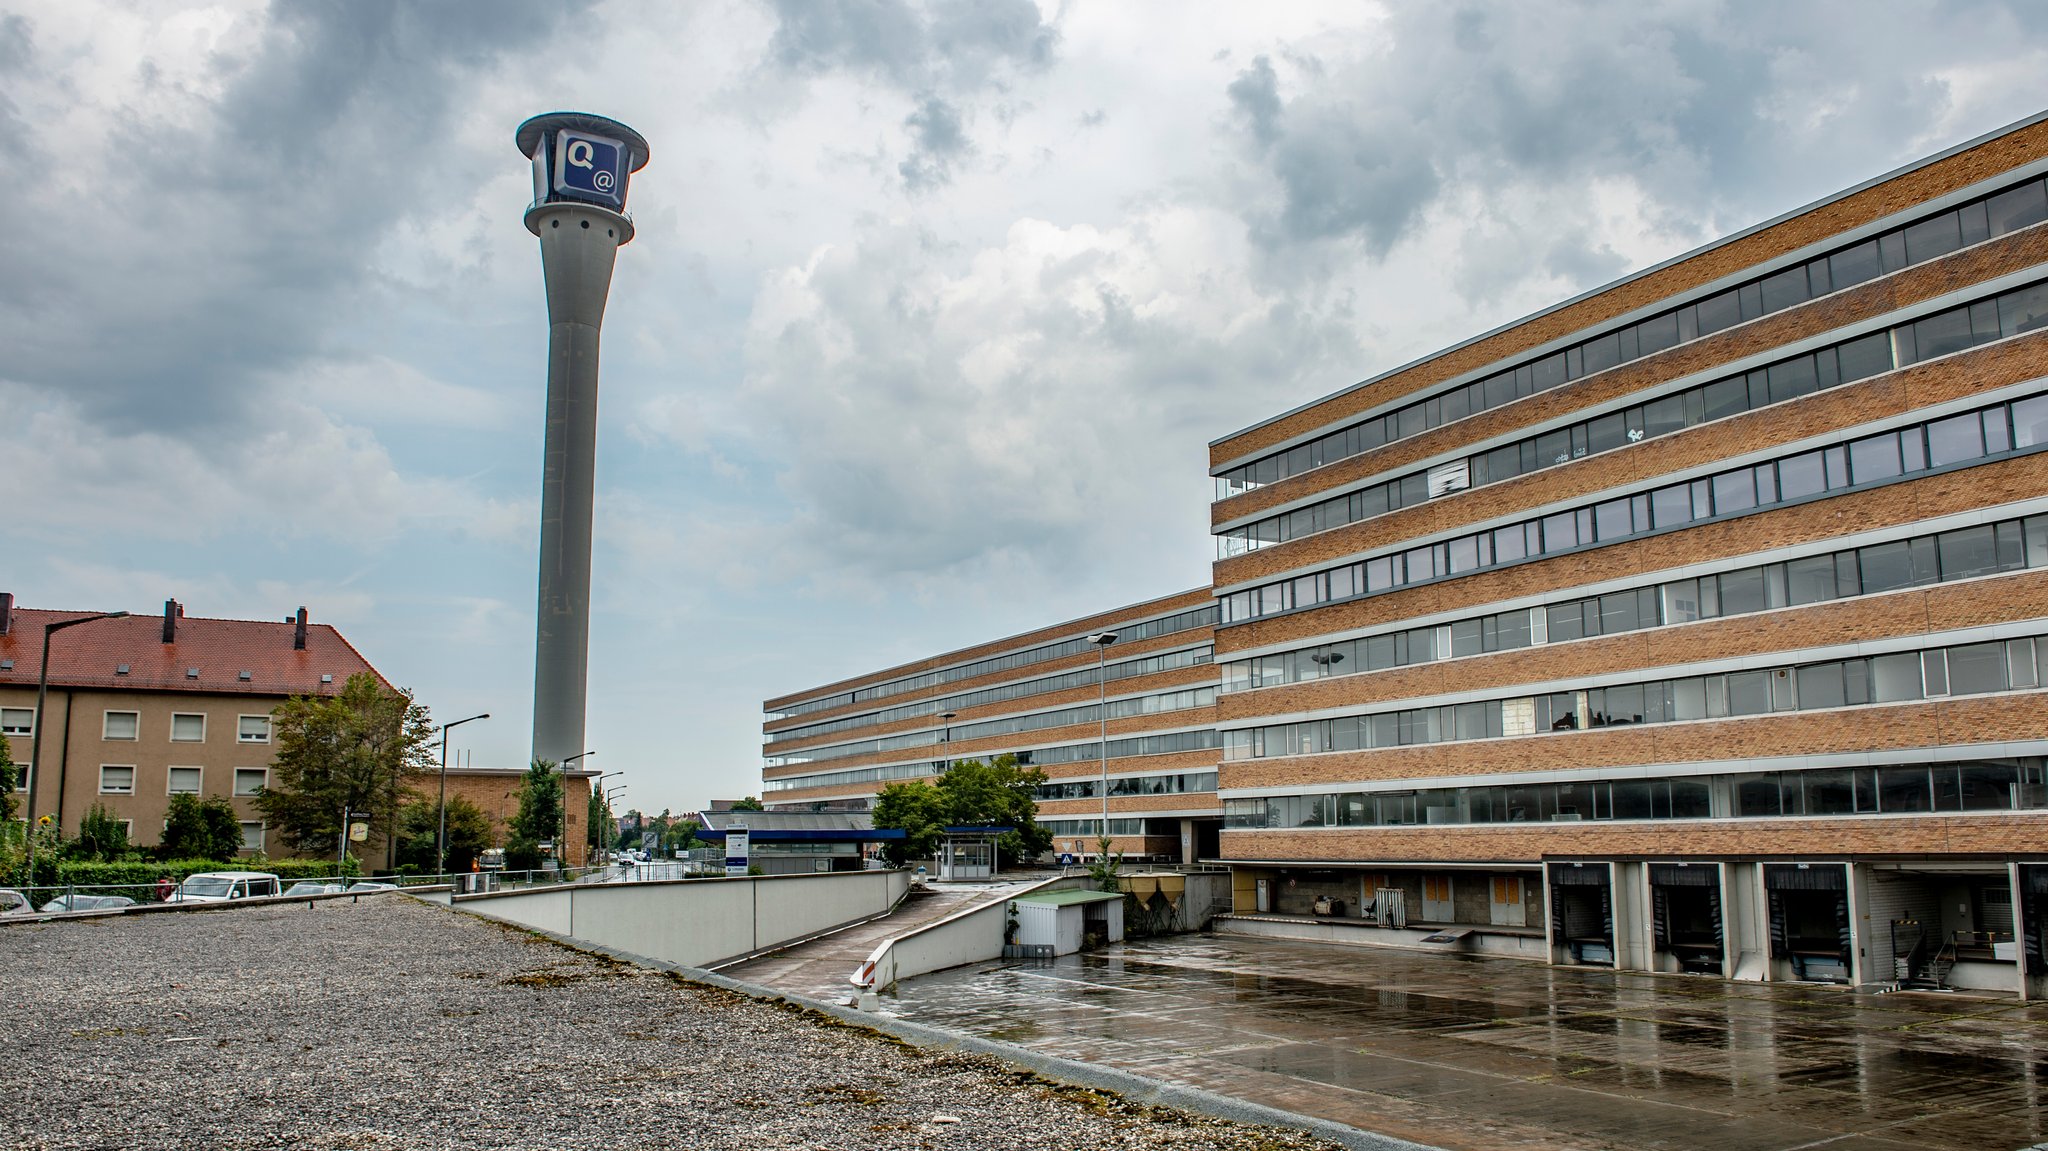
1422;875;1454;922
1548;863;1614;965
1764;864;1852;983
2024;866;2048;982
1650;864;1724;975
1490;876;1526;927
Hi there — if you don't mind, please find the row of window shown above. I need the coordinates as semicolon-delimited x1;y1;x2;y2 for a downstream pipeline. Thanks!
765;645;1212;745
1220;389;2048;624
766;686;1217;767
1214;172;2048;498
762;728;1224;793
0;708;271;744
1222;758;2048;828
1223;635;2048;760
1039;818;1149;837
1223;512;2048;693
1220;277;2048;557
1035;771;1219;801
769;605;1217;719
94;765;269;797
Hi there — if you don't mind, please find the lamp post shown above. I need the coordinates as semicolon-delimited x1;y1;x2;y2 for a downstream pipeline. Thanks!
436;712;491;876
935;710;957;773
25;611;128;881
595;770;622;857
559;750;593;866
1086;632;1119;858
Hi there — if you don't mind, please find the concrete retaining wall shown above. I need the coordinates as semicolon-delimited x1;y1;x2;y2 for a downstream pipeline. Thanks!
862;876;1086;990
456;870;911;969
1214;914;1551;960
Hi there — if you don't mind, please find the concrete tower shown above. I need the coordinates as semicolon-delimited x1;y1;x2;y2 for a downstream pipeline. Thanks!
516;112;650;766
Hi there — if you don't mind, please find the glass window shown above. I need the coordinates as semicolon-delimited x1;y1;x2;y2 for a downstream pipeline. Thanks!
1927;412;1986;466
1937;525;2002;580
103;712;138;741
98;765;134;794
1836;331;1893;382
1776;452;1825;501
1797;662;1847;710
1859;539;1937;592
1766;355;1819;403
168;767;201;795
1946;642;2007;695
1670;677;1709;721
1697;289;1741;335
0;708;31;736
1804;769;1857;815
1759;266;1809;313
1958;762;2020;811
1737;775;1782;817
1923;650;1950;697
1593;498;1633;540
1711;470;1756;513
1726;670;1773;716
1785;554;1838;605
237;715;271;743
1902;210;1963;264
1989;180;2048;235
170;714;205;742
1670;779;1712;818
1879;766;1932;813
1830;240;1882;289
1547;602;1586;644
234;768;268;797
1848;433;1901;482
1717;567;1767;616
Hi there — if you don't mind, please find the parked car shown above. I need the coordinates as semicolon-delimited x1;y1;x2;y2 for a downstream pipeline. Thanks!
164;871;283;904
283;882;346;897
345;881;398;893
0;889;33;916
39;894;137;913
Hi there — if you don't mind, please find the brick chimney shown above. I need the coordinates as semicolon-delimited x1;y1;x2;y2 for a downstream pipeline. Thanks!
0;592;12;637
162;598;180;644
293;607;308;651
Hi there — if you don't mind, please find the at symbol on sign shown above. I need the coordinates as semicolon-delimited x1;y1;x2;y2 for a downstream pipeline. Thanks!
593;169;614;191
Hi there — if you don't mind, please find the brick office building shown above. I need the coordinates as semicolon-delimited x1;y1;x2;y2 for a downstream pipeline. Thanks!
764;115;2048;997
762;589;1223;864
1208;116;2048;994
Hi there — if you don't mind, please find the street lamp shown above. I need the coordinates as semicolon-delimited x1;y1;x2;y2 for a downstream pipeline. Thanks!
595;770;623;857
558;750;593;866
26;611;128;880
1086;632;1119;857
935;710;957;773
436;712;490;876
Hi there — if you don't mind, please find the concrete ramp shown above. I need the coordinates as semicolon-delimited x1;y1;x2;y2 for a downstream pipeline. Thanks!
722;879;1028;999
453;869;910;969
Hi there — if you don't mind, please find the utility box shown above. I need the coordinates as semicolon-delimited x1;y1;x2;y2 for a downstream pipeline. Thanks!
1012;890;1125;955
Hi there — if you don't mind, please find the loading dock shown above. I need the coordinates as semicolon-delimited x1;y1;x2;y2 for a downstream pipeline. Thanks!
1649;862;1726;975
1764;863;1853;983
1547;861;1615;966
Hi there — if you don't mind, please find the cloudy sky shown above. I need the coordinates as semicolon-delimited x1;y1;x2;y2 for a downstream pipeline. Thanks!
5;1;2046;814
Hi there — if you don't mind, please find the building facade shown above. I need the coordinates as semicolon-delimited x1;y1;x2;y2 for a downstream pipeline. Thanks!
764;115;2048;997
762;589;1223;863
1209;115;2048;994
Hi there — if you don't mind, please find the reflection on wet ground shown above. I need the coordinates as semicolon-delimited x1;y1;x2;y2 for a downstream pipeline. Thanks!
883;935;2048;1151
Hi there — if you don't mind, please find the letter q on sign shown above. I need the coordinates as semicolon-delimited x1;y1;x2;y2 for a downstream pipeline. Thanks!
553;129;625;206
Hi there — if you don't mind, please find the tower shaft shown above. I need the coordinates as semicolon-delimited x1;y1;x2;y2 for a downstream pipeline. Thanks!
531;204;622;765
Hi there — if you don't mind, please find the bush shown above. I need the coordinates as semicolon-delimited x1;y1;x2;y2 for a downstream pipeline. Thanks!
71;803;130;862
504;838;542;873
160;794;245;861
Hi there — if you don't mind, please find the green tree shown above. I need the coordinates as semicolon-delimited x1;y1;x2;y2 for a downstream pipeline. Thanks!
160;794;247;861
71;802;129;861
663;819;699;852
257;673;436;858
509;758;563;861
586;788;612;854
730;796;765;812
871;755;1050;866
1087;834;1124;893
394;796;491;873
0;732;17;828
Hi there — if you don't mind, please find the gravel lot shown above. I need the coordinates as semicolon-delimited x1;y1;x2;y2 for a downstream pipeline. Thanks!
0;896;1346;1151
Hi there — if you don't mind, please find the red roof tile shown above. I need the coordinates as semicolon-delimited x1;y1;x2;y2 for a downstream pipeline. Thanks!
0;604;388;698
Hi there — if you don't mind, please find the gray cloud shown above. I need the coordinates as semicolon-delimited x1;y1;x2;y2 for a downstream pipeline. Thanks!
899;94;971;191
0;0;595;434
1223;2;2048;289
762;0;1058;190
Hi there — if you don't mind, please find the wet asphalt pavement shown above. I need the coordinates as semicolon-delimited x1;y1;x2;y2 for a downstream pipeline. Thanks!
878;934;2048;1151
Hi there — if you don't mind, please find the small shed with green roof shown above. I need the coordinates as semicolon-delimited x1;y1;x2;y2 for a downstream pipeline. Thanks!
1012;888;1124;954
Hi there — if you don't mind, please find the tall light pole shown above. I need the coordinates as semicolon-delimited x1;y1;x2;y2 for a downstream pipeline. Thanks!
559;750;593;866
1086;632;1119;857
26;611;128;880
517;113;650;769
436;712;491;876
595;769;622;857
935;710;957;773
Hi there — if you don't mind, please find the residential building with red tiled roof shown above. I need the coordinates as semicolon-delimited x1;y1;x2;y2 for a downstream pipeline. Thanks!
1;594;387;859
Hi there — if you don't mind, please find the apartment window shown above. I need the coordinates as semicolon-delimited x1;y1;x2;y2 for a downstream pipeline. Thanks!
99;765;135;794
0;708;31;736
103;711;139;741
237;715;271;744
7;763;25;792
239;821;264;852
167;767;202;795
170;714;206;743
234;768;268;797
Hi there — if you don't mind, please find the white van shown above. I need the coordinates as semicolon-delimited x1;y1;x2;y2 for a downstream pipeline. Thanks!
166;871;283;904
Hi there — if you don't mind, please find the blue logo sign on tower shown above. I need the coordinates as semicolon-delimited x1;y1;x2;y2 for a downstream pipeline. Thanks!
554;129;626;207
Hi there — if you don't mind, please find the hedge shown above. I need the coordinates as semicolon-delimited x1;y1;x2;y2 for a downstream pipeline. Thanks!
46;856;362;899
